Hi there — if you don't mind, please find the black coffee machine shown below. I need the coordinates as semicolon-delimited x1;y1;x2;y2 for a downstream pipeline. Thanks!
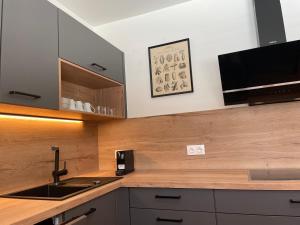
115;150;134;176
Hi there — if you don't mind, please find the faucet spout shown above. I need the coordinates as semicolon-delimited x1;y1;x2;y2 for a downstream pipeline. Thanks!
51;146;68;185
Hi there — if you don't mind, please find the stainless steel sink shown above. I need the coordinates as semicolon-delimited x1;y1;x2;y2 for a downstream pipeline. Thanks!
249;169;300;181
1;177;122;200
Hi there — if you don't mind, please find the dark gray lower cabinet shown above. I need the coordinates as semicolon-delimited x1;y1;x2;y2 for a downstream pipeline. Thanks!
215;190;300;225
131;208;216;225
217;213;300;225
116;188;130;225
63;188;300;225
64;189;130;225
129;188;216;225
215;190;300;216
0;0;59;109
64;192;116;225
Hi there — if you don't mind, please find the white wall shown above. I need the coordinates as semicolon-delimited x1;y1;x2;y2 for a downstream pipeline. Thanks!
95;0;300;118
281;0;300;42
48;0;94;31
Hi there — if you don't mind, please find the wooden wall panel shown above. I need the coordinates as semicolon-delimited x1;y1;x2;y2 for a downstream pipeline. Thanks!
98;101;300;171
0;119;98;194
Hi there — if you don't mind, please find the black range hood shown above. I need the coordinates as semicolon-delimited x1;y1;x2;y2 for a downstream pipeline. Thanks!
254;0;287;47
218;0;299;106
218;40;300;106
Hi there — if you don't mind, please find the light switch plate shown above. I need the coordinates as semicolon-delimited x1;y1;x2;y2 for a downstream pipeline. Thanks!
186;145;205;156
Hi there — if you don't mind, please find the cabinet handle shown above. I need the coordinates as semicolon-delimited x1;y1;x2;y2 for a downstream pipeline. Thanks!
290;199;300;204
9;91;41;99
156;217;183;223
90;63;107;71
60;208;96;225
155;195;181;199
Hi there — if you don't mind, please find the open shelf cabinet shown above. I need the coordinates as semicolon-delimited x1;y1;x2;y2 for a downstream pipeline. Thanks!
0;59;126;122
59;59;126;120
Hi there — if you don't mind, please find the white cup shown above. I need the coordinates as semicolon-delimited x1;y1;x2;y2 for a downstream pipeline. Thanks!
106;107;114;116
109;107;115;116
61;97;70;109
69;99;76;110
84;102;95;113
96;106;101;114
102;106;107;115
75;100;84;111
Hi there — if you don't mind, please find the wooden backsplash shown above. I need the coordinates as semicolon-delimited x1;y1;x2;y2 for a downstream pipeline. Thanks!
98;101;300;171
0;119;98;194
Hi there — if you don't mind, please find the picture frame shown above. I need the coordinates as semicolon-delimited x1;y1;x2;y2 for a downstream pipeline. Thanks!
148;38;193;98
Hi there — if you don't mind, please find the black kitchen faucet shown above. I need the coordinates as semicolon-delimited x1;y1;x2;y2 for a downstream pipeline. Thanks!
51;146;68;185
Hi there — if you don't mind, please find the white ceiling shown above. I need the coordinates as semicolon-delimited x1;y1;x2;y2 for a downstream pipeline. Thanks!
55;0;191;27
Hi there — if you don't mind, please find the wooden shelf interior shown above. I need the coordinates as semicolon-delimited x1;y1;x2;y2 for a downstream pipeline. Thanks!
60;59;126;118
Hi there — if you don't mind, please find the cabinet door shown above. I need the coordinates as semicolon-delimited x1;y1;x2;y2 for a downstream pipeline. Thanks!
0;0;59;109
116;188;130;225
217;213;300;225
59;10;125;83
0;0;2;43
64;192;116;225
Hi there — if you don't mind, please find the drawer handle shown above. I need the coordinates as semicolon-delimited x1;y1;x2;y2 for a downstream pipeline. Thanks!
156;217;183;223
60;208;96;225
9;91;41;99
90;63;107;71
155;195;181;199
290;199;300;204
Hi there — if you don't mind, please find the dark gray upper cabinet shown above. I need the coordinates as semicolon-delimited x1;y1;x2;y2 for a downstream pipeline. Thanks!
58;10;125;84
0;0;2;46
0;0;59;109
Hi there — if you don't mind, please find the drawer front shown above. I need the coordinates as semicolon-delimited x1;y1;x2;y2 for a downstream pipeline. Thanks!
130;188;215;212
215;190;300;216
217;213;300;225
131;208;216;225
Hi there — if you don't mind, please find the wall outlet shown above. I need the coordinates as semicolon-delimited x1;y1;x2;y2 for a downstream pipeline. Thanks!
186;145;205;156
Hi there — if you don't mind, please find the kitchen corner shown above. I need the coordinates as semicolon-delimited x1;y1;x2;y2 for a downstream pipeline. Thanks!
2;0;300;225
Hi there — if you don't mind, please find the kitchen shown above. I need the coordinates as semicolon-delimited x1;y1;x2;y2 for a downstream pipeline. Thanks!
1;0;300;224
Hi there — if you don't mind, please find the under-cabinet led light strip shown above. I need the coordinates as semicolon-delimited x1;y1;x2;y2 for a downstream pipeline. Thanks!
0;114;82;123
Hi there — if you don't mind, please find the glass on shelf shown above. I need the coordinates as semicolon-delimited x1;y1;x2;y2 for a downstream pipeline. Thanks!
96;106;115;116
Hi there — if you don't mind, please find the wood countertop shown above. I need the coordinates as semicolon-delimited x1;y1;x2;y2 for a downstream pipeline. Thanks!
0;173;121;225
122;169;300;190
3;169;300;225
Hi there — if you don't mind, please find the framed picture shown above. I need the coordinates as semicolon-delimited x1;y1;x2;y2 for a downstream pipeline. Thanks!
148;38;193;98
